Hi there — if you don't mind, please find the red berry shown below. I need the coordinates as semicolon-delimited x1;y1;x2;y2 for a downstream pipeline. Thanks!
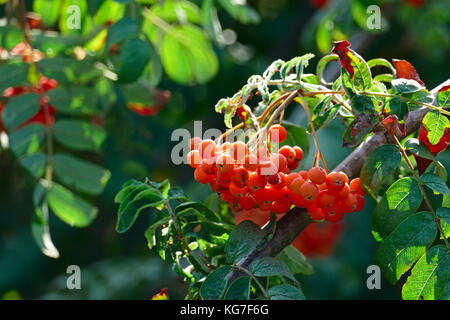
349;178;365;195
293;146;304;162
308;167;327;184
220;190;237;203
231;167;249;187
268;172;286;190
307;204;325;221
288;176;305;195
200;157;216;174
323;203;344;222
335;183;350;200
326;172;346;191
200;139;216;159
316;190;335;209
299;182;319;202
229;184;248;198
243;154;259;171
230;141;248;163
343;193;357;213
216;153;235;173
187;150;201;168
271;153;288;173
279;146;296;163
248;172;267;191
194;167;211;184
269;124;287;143
271;198;292;214
354;194;365;212
238;195;256;210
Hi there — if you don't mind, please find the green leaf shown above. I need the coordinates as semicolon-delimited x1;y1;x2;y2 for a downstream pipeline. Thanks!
93;0;125;25
374;212;437;284
31;181;60;258
200;265;232;300
47;86;100;115
217;0;260;24
53;119;106;151
33;0;62;27
225;221;266;264
183;222;230;245
437;86;450;108
21;152;46;179
422;111;450;145
280;121;309;156
116;189;163;233
53;153;111;195
47;183;98;227
437;207;450;239
360;144;402;198
160;24;218;85
2;93;40;131
151;0;201;24
224;276;251;300
9;124;45;157
351;94;376;114
402;245;450;300
175;201;221;222
392;79;424;94
435;161;447;183
372;177;423;241
421;173;450;195
117;37;151;83
0;62;29;92
144;217;169;249
250;257;295;281
403;138;435;160
277;245;314;275
384;97;409;120
105;18;137;51
267;284;305;300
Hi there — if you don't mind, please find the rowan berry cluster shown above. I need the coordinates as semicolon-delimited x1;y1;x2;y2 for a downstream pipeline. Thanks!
186;125;365;222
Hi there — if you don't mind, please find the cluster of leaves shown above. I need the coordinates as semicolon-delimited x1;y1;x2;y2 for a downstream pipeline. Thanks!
115;177;313;300
0;0;261;257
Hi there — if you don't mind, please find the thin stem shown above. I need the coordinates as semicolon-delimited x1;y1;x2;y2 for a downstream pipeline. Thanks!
232;264;270;299
296;94;329;171
390;134;450;250
258;92;292;126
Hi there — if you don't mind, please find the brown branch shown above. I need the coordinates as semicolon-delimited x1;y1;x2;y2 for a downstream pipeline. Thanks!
227;78;449;287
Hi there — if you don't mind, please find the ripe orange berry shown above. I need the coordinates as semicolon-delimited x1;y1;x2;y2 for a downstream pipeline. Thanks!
209;179;220;192
307;204;325;221
354;194;365;211
200;139;216;159
220;142;232;153
258;160;278;176
325;172;346;191
286;172;300;186
271;198;292;214
194;167;211;184
268;172;286;190
238;195;256;210
287;160;299;171
200;157;216;174
293;146;304;162
248;172;267;191
216;153;235;173
187;150;201;168
349;178;365;195
271;153;288;173
253;188;273;210
279;146;296;163
299;182;319;202
243;154;259;171
189;137;202;151
299;170;309;180
229;184;248;198
316;190;335;209
323;203;344;222
220;190;237;203
288;176;305;195
342;193;357;212
230;167;249;187
340;171;349;184
229;200;242;212
230;141;248;163
308;167;327;184
335;183;350;200
269;124;287;143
